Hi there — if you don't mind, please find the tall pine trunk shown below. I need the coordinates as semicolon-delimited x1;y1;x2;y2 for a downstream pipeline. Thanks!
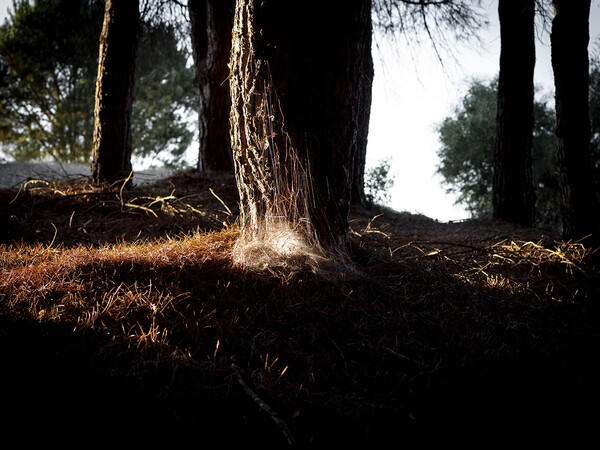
492;0;536;227
551;0;600;242
91;0;139;187
351;19;374;208
229;0;373;251
189;0;234;172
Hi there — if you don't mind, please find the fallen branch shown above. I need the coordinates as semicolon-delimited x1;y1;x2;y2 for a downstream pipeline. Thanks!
231;364;297;448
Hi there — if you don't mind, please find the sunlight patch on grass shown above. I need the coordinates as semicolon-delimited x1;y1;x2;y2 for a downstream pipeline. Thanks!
442;238;595;300
230;220;361;282
232;222;324;270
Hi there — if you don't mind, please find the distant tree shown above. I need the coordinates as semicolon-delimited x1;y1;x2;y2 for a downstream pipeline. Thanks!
551;0;600;242
0;0;194;167
0;0;103;162
91;0;139;187
365;158;394;207
188;0;235;172
436;78;561;228
133;20;195;168
229;0;372;250
493;0;536;227
437;80;498;218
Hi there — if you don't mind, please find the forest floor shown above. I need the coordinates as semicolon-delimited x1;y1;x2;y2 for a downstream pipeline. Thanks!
0;168;599;448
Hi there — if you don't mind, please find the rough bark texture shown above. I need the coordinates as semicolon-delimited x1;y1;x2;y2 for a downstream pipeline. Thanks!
91;0;139;187
351;21;374;207
492;0;536;227
189;0;235;172
229;0;373;250
551;0;600;241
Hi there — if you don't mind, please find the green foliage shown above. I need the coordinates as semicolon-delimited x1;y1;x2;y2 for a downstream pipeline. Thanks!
365;157;394;206
0;0;102;162
0;0;195;165
436;76;563;229
436;79;496;218
132;20;195;168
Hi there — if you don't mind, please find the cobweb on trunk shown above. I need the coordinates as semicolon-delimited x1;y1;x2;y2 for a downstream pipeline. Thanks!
229;68;353;277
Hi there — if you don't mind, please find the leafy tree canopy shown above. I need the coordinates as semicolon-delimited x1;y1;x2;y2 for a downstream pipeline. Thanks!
365;157;394;207
133;19;195;168
0;0;195;166
0;0;102;162
435;76;567;229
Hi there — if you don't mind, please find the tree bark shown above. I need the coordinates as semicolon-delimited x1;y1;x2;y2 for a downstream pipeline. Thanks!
91;0;139;187
492;0;536;227
188;0;235;172
551;0;600;242
229;0;373;251
351;18;374;208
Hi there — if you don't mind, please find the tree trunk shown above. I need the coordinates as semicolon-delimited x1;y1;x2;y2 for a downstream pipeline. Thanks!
551;0;600;242
492;0;536;227
188;0;235;172
229;0;373;251
91;0;139;187
351;18;374;208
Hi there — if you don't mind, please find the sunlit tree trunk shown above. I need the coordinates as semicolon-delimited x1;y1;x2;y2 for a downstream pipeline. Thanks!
551;0;600;242
492;0;536;227
229;0;373;251
91;0;139;187
188;0;235;172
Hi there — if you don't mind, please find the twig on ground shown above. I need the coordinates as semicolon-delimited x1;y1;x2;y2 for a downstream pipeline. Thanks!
231;364;297;448
210;188;233;216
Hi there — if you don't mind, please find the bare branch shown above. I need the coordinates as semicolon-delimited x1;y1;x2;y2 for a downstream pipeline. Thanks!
372;0;488;63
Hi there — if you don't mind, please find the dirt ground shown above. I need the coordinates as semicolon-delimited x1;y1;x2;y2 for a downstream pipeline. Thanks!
1;166;599;448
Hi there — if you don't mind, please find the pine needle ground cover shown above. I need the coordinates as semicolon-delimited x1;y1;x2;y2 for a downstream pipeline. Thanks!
1;169;599;447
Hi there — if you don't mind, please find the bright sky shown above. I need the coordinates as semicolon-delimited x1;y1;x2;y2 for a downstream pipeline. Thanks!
1;0;599;222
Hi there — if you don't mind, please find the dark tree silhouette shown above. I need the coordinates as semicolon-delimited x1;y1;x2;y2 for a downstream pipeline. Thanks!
351;15;374;208
188;1;483;206
229;0;372;251
551;0;600;241
188;0;235;172
492;0;536;227
91;0;139;187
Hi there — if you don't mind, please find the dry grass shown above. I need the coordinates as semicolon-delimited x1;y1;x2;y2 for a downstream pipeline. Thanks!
1;169;599;447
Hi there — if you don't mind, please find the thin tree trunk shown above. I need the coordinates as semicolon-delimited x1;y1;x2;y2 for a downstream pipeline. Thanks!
351;19;374;208
91;0;139;187
551;0;600;242
492;0;536;227
189;0;234;172
229;0;372;251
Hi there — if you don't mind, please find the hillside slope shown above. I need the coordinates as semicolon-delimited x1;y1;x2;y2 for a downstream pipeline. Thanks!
1;169;598;448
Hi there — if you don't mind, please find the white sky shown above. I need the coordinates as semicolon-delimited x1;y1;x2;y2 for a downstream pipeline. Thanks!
1;0;599;222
